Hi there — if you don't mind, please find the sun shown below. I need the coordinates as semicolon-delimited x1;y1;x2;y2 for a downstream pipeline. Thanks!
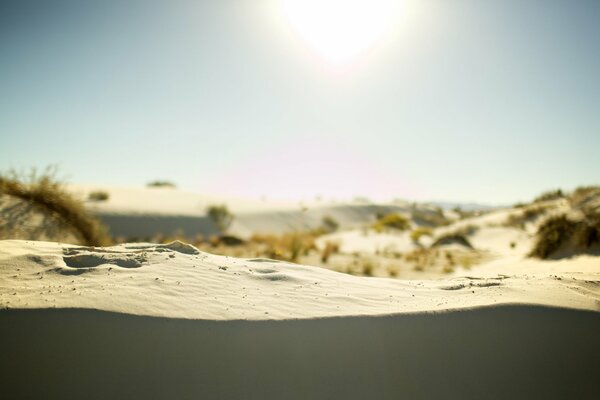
280;0;400;67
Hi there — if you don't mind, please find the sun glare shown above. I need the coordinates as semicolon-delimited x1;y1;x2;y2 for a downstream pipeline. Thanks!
280;0;400;67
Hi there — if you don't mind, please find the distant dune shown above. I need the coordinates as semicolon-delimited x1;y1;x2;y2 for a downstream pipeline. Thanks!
69;184;440;238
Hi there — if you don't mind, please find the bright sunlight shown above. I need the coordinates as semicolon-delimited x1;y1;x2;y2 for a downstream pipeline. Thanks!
280;0;400;67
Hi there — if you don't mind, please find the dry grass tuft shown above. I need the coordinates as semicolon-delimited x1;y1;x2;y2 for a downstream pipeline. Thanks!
0;169;111;246
250;231;317;262
372;213;410;232
530;211;600;259
533;189;564;203
503;204;550;229
88;190;110;202
146;180;176;188
410;227;433;243
431;233;472;248
320;241;339;263
206;204;234;234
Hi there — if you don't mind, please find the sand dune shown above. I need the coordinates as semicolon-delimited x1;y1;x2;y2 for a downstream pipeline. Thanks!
1;239;599;399
69;184;433;238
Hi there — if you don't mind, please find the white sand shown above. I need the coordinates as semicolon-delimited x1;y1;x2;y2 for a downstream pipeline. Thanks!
1;239;599;399
2;239;598;319
69;184;426;238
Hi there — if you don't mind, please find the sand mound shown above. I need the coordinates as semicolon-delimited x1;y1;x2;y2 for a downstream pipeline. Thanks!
1;239;599;399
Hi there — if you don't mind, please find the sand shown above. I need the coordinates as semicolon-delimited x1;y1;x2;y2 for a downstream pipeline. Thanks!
1;239;599;399
69;184;423;238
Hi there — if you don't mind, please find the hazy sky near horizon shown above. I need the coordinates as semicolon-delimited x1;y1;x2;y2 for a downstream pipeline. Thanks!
1;0;599;205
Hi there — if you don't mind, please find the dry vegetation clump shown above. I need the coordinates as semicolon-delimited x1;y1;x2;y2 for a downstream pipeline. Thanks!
250;231;317;262
403;246;482;273
570;186;600;212
372;213;410;232
146;180;176;188
210;234;245;247
452;206;483;220
404;248;439;271
450;224;479;237
530;211;600;259
320;241;340;263
88;190;109;201
321;215;339;233
206;204;234;234
0;169;111;246
410;227;433;243
533;189;565;203
411;207;449;227
431;233;473;248
503;204;550;229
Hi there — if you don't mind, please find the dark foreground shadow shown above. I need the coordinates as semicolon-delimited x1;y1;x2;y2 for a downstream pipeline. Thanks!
1;306;599;399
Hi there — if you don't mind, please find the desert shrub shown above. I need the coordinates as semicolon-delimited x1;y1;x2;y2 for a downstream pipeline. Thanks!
373;213;410;232
530;212;600;259
533;189;564;203
0;169;111;246
503;205;549;229
570;186;600;212
410;227;433;243
451;224;479;236
88;190;109;201
529;215;576;258
431;233;473;248
362;260;376;276
206;204;234;234
210;234;245;247
321;215;339;233
320;241;339;263
250;231;317;262
412;208;449;227
147;180;176;188
405;248;439;271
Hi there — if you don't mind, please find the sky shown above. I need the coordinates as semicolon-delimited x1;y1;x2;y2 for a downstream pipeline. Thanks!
1;0;599;205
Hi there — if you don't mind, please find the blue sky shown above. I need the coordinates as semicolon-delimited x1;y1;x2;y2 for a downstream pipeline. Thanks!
1;0;599;204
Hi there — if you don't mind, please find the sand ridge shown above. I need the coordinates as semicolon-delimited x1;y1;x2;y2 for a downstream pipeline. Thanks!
1;240;598;320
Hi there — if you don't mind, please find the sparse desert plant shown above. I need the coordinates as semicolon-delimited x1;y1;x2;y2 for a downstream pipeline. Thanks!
321;215;339;233
410;227;433;243
570;186;600;213
405;247;439;271
373;213;410;232
250;231;317;262
206;204;234;234
208;234;245;247
533;189;564;203
431;233;473;248
411;208;449;227
320;241;339;263
88;190;109;202
362;260;376;276
442;264;455;273
0;168;111;246
530;212;600;259
452;224;479;236
529;215;576;258
146;180;176;188
503;205;549;229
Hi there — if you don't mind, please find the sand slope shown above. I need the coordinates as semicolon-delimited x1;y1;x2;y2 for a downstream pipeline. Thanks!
1;239;599;399
2;307;599;400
